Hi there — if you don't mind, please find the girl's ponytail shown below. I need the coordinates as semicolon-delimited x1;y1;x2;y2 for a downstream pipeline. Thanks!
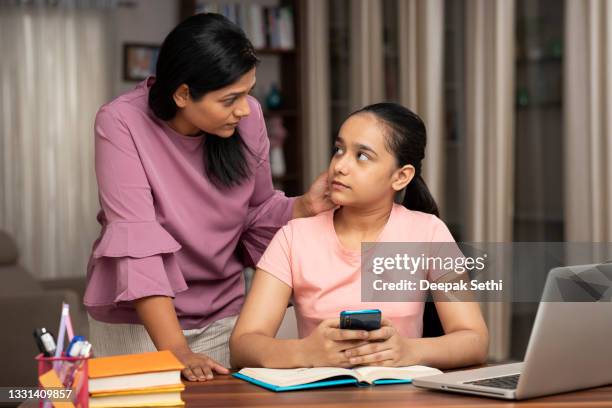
402;174;439;217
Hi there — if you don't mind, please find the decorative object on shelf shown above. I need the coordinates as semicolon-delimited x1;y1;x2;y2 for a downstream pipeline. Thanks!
520;16;546;60
517;88;530;107
267;116;287;177
265;83;283;111
123;43;160;81
549;39;563;58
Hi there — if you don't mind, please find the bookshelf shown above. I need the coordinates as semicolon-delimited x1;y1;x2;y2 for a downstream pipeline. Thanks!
442;0;467;242
179;0;304;197
511;0;565;361
513;0;564;243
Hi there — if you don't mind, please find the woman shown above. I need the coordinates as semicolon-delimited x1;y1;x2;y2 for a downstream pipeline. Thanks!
230;103;489;369
83;13;333;382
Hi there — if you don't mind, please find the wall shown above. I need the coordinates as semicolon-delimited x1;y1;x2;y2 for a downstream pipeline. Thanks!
109;1;280;105
111;0;180;97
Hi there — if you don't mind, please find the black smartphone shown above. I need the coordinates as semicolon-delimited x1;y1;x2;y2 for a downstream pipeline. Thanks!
339;309;382;331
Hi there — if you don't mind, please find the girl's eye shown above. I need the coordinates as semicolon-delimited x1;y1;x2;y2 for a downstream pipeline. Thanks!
224;99;236;107
334;146;344;155
357;152;369;161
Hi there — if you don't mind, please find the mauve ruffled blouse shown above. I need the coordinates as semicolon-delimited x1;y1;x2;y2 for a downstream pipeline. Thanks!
84;77;294;329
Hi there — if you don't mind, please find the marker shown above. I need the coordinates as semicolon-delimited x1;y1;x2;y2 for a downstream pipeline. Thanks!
33;328;56;357
66;336;85;357
79;342;92;358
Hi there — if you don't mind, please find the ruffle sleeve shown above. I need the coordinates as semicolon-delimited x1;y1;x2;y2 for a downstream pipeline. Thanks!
93;220;181;258
84;221;188;306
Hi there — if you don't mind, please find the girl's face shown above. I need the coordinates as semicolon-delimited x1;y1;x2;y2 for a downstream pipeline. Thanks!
173;67;256;137
328;113;414;208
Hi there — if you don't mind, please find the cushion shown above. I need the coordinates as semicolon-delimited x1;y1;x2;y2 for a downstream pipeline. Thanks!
0;230;18;266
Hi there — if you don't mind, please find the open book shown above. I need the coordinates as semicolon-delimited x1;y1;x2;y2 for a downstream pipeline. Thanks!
234;365;443;392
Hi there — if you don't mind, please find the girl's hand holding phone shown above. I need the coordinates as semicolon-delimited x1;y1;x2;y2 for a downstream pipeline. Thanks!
344;318;417;367
300;318;370;367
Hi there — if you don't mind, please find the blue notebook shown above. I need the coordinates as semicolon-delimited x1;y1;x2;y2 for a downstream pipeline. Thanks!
233;366;442;392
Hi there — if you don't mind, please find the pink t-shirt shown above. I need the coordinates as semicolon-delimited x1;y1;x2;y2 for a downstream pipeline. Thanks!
257;204;455;338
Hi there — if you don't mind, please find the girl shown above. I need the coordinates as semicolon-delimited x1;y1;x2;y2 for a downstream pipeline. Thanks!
230;103;488;369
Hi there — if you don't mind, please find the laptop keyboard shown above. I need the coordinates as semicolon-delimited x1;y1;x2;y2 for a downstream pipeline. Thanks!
464;373;520;390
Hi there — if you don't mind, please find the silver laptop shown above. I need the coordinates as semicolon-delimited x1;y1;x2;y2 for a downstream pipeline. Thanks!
413;264;612;400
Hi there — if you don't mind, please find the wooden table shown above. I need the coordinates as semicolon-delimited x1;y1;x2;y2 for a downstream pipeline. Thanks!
181;375;612;407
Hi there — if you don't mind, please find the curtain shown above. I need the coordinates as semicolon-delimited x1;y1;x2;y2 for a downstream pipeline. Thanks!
301;0;331;184
564;0;612;242
464;0;515;361
397;0;445;213
349;0;385;110
0;4;112;278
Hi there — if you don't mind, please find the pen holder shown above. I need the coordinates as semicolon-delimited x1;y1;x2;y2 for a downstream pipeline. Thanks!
35;353;89;408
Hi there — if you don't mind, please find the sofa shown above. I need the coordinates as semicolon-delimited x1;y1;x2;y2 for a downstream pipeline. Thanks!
0;230;88;389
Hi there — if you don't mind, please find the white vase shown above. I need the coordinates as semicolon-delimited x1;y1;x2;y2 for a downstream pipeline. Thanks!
270;146;286;177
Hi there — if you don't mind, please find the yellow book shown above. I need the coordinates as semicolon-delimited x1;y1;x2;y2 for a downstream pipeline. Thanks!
89;384;184;408
90;384;185;398
89;389;184;408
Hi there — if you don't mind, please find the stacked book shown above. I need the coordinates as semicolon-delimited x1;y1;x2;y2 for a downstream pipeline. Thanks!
88;351;185;408
195;2;295;50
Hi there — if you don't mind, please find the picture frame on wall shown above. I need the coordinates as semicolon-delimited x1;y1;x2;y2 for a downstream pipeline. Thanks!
123;43;160;81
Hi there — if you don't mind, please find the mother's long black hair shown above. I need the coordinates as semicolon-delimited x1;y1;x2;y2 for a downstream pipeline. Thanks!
149;13;259;187
350;103;440;217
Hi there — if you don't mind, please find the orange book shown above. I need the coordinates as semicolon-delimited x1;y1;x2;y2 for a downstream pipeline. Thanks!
89;351;185;394
89;350;184;378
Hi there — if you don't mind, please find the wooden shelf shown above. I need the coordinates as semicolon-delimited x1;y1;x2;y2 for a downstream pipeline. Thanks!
263;109;297;118
273;173;299;183
517;55;562;65
330;100;350;108
256;48;296;56
516;101;562;110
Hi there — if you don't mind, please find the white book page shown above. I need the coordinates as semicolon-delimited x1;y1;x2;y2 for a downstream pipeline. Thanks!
238;367;358;387
88;371;181;393
353;365;443;383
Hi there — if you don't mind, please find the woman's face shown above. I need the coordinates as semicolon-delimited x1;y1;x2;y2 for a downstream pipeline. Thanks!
175;67;257;137
328;113;414;208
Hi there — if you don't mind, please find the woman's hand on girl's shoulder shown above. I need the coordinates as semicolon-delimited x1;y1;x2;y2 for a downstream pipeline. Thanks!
294;172;337;218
